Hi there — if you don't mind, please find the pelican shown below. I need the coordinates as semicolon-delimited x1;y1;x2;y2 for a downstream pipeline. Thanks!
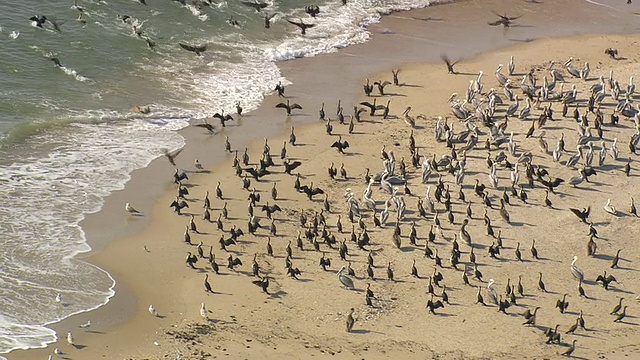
487;279;498;305
571;256;584;281
402;106;416;128
604;199;617;215
565;57;581;78
337;266;355;290
628;76;635;96
508;56;515;76
495;64;508;86
506;94;519;116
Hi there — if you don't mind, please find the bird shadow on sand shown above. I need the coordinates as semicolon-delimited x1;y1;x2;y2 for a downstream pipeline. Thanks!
72;344;87;350
432;312;456;317
412;16;446;22
398;83;423;88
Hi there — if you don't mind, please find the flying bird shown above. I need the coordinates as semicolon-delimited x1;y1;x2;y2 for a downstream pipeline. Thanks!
286;19;316;35
179;43;207;56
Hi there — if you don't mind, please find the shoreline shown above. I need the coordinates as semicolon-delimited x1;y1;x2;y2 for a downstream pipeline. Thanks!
9;0;640;358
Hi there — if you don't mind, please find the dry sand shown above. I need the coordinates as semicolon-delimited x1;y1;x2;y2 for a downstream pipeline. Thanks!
10;4;640;360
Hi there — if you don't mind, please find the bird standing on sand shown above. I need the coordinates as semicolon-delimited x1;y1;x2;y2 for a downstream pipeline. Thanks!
571;256;585;281
149;304;158;317
66;332;74;346
346;308;356;332
200;303;208;319
125;202;141;215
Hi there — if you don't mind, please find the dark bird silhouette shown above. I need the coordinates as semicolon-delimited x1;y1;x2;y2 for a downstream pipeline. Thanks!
488;11;520;27
596;271;617;290
204;274;213;293
286;19;316;35
304;5;320;17
426;294;445;315
299;182;324;200
569;206;591;223
252;276;270;294
331;136;350;154
241;0;268;11
264;13;277;28
170;197;189;215
275;99;303;115
179;43;207;56
213;111;234;127
283;159;303;175
195;119;216;134
163;148;183;166
261;203;282;219
186;252;198;268
441;55;459;74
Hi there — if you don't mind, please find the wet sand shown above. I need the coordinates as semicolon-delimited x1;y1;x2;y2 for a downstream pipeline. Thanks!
10;0;640;359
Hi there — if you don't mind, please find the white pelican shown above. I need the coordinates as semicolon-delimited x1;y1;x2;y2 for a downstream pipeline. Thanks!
604;199;617;216
337;266;355;290
571;256;584;281
125;202;140;215
486;279;498;305
149;304;158;317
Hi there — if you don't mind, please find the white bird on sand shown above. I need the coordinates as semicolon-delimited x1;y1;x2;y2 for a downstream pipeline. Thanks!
200;303;208;319
604;199;617;216
66;332;74;346
571;256;585;281
149;304;158;317
48;355;53;360
194;159;204;172
53;348;63;355
55;293;62;303
337;266;355;290
125;202;140;215
79;320;91;329
486;279;498;305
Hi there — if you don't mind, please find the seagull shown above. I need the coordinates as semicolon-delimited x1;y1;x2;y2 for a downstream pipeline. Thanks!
55;293;62;303
125;202;141;215
149;304;158;317
54;348;63;356
79;320;91;329
66;332;75;346
200;303;208;319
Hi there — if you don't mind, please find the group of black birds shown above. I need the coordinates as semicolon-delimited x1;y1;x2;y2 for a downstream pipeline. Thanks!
151;26;640;360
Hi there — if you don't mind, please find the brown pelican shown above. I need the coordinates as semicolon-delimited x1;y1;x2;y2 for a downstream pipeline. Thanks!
571;256;585;281
604;198;617;215
337;266;355;289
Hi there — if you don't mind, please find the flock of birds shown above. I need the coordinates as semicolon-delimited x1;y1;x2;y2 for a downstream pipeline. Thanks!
120;47;640;359
29;0;356;68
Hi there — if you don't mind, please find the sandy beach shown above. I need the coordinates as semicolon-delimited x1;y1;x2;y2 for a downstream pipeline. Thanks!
10;1;640;359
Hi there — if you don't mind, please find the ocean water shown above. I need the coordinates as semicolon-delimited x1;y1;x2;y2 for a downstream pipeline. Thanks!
0;0;442;354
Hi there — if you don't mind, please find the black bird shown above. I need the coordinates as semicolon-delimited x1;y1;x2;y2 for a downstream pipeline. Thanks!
163;148;183;166
170;197;189;215
274;81;285;97
331;136;350;154
244;166;270;180
426;294;444;315
252;276;270;294
275;99;303;115
488;11;520;27
179;43;207;56
213;111;234;127
186;252;198;268
373;80;391;96
241;0;268;11
47;55;62;68
204;274;213;293
227;255;242;270
359;98;382;116
596;271;617;290
569;206;591;223
363;79;374;97
195;119;216;134
299;182;324;200
441;54;459;74
286;19;316;35
605;48;618;59
319;252;331;271
264;13;277;28
261;203;282;219
556;294;569;313
283;159;303;175
304;5;320;17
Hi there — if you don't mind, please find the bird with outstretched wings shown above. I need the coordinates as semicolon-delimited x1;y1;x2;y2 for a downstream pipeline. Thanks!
179;43;207;55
